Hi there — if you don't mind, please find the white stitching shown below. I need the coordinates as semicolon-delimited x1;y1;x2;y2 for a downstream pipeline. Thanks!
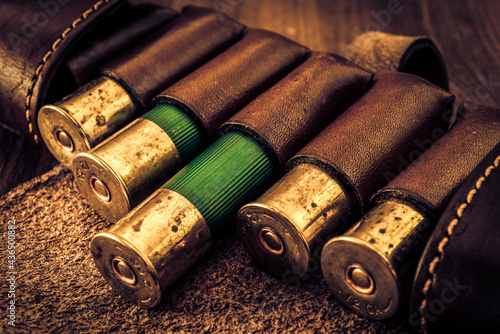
25;0;109;143
419;154;500;332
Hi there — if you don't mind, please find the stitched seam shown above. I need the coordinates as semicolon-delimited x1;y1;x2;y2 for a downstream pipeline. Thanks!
25;0;110;143
418;154;500;332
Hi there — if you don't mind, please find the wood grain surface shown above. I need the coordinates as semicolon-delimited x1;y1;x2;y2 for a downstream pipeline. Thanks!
1;0;499;195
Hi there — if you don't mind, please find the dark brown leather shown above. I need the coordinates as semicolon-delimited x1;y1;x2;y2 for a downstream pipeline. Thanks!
101;6;245;111
409;136;500;334
345;31;449;90
64;2;178;86
288;71;454;211
218;52;373;168
374;101;500;217
153;29;309;139
0;0;124;140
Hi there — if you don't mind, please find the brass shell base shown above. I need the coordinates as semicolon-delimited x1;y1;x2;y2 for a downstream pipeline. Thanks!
92;232;162;308
321;200;427;319
38;104;91;168
73;118;181;222
238;203;311;279
38;77;136;167
74;153;130;222
321;236;400;320
237;163;353;279
91;189;212;308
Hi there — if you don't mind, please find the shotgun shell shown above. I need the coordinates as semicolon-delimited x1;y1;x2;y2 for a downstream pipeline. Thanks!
238;163;354;278
321;101;500;320
321;200;430;319
38;77;136;168
91;188;212;308
73;108;189;221
91;131;277;307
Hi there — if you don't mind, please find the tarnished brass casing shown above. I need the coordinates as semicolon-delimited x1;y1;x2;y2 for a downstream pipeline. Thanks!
91;188;211;308
73;118;181;222
237;163;354;278
38;77;136;167
321;200;430;320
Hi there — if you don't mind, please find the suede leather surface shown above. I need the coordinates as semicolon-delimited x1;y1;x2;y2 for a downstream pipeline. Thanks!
408;106;500;334
218;52;373;168
289;71;454;210
374;102;500;216
153;29;309;139
65;2;178;86
0;0;122;139
0;165;403;333
101;5;245;111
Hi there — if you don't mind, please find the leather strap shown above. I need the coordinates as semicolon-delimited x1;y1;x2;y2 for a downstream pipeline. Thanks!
409;103;500;333
0;0;124;140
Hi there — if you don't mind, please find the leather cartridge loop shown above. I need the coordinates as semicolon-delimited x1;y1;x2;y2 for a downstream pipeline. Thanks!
345;31;449;90
218;52;373;168
64;2;178;86
153;28;309;140
100;5;245;112
289;70;454;212
374;101;500;217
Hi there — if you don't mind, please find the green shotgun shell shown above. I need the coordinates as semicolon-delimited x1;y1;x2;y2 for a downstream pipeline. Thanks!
73;103;205;222
91;131;278;307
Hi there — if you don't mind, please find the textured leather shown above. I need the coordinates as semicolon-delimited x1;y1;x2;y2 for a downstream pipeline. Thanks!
374;102;500;217
218;52;373;168
345;31;449;90
408;105;500;334
289;71;454;210
0;0;123;140
101;6;245;111
65;2;178;86
153;29;309;139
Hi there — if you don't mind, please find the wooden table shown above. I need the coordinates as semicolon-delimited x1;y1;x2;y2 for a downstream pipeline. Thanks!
1;0;499;194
